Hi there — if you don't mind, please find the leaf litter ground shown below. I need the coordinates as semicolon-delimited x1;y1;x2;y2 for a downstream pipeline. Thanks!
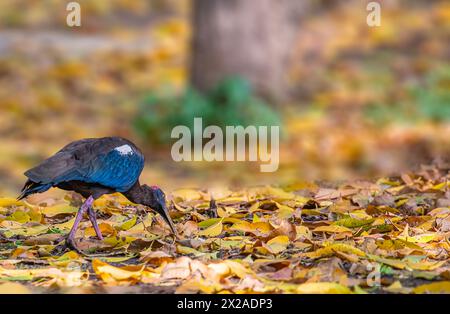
0;163;449;294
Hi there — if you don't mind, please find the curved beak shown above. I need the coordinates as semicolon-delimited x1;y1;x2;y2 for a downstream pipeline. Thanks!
156;202;178;236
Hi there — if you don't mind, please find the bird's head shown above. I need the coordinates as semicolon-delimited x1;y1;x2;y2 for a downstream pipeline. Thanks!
140;185;177;235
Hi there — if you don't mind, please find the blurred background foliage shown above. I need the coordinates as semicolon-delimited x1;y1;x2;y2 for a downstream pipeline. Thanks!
134;76;282;145
365;66;450;124
0;0;448;196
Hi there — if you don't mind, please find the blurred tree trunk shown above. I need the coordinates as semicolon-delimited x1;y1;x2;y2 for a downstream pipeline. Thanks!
190;0;310;101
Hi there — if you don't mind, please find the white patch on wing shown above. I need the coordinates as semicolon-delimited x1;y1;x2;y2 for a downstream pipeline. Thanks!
114;144;133;155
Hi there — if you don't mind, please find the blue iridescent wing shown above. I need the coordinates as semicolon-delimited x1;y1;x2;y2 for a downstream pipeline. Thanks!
81;146;145;192
24;137;145;192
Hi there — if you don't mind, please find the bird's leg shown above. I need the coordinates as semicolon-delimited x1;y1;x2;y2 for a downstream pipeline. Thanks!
67;196;94;248
87;207;103;240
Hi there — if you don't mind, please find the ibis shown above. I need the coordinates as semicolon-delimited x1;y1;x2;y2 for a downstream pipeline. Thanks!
18;137;176;249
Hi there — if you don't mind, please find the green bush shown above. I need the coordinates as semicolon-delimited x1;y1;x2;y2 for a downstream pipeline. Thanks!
134;76;282;145
364;66;450;125
414;66;450;122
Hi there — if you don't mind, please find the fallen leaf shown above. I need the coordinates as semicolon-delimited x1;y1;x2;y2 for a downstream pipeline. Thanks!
296;282;352;294
0;282;32;294
313;225;353;233
262;236;290;254
413;281;450;294
198;218;223;237
92;259;145;284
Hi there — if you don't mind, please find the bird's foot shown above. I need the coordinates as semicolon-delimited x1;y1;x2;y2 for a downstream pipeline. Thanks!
65;234;82;254
65;195;100;253
65;235;108;257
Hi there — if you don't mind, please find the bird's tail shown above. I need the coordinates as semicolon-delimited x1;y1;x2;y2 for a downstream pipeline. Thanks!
17;180;52;200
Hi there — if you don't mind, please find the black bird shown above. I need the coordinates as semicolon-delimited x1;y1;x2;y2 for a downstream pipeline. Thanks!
18;137;176;249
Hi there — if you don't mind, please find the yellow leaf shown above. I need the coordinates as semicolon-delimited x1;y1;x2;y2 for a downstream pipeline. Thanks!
217;206;237;218
28;209;42;223
417;219;435;231
249;202;261;213
218;196;248;205
397;232;438;244
41;204;78;217
407;260;446;271
413;281;450;294
431;181;450;191
230;221;273;237
250;186;296;201
263;236;289;254
0;282;32;294
2;225;48;238
296;282;352;294
348;210;373;220
7;211;30;223
353;286;368;294
92;259;145;283
49;251;84;267
376;239;422;251
367;255;408;270
198;218;222;228
0;198;24;208
212;239;245;250
52;218;75;231
176;245;204;256
252;214;261;223
294;242;312;250
172;189;202;201
160;257;200;280
222;217;243;225
224;260;254;279
395;198;408;207
119;216;137;231
85;223;115;237
127;214;153;233
176;278;222;294
198;219;223;237
428;207;450;217
0;266;88;287
304;243;366;259
172;201;191;212
295;226;312;241
377;178;401;186
93;198;110;208
57;251;81;261
334;217;374;228
139;250;173;264
384;281;412;294
313;225;352;233
276;203;295;219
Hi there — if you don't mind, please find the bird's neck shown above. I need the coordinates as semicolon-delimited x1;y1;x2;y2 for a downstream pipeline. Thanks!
123;181;150;205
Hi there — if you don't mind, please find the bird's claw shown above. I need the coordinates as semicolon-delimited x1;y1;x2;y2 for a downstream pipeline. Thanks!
65;235;79;253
